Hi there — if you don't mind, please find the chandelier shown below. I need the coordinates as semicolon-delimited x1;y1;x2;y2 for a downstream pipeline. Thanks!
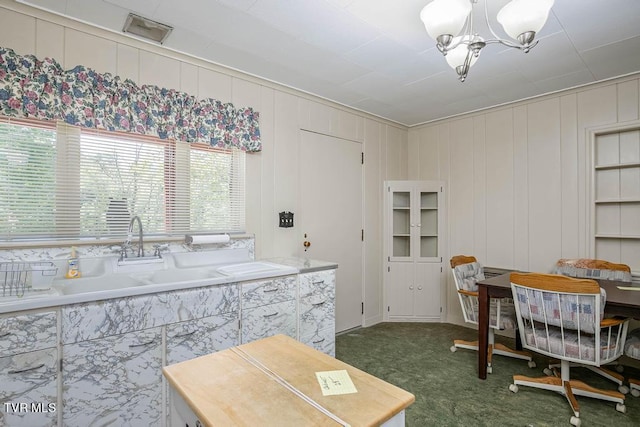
420;0;554;82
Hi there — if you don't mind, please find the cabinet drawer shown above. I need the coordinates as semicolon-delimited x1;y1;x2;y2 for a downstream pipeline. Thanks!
0;347;58;427
241;275;296;309
0;311;57;357
300;327;335;356
166;312;240;365
299;270;335;296
241;300;296;343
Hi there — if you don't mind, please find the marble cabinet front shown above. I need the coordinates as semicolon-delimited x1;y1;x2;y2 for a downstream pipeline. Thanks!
299;269;336;355
62;327;163;426
0;347;58;427
165;312;240;365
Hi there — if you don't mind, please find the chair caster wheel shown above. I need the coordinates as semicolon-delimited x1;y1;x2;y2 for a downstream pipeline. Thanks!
616;403;626;413
509;384;518;393
570;416;581;426
631;389;640;398
618;385;629;395
528;360;536;368
543;367;553;376
487;365;492;374
615;364;624;373
450;345;457;352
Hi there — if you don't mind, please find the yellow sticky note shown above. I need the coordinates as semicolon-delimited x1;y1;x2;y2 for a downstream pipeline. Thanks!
315;370;358;396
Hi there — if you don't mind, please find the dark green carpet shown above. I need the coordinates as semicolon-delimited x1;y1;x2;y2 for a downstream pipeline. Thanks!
335;322;640;426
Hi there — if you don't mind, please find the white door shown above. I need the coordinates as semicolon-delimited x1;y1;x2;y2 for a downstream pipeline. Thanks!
299;130;363;333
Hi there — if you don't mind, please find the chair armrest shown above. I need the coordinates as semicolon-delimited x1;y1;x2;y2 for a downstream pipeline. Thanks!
601;316;627;327
458;289;479;297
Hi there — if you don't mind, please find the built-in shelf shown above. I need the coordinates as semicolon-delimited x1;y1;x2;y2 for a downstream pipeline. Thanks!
592;126;640;273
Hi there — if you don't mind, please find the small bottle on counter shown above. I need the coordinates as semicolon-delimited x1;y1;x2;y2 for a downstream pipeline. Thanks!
65;246;81;279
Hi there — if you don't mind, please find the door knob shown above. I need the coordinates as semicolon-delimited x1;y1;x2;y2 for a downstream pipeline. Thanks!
303;233;311;252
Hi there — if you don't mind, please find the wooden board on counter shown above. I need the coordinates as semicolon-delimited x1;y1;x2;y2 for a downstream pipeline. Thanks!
163;334;415;426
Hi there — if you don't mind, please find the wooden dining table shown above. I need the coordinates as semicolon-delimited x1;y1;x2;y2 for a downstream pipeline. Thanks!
476;273;640;379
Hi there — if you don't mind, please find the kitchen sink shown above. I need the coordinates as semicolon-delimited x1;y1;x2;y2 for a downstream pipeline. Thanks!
52;274;146;295
132;267;226;285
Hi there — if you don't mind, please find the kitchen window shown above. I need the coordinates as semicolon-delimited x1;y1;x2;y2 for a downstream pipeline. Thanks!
0;116;245;242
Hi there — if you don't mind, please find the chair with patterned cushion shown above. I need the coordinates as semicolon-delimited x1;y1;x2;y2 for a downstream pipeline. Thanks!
552;258;632;283
550;258;632;393
623;328;640;397
450;255;534;374
509;273;629;427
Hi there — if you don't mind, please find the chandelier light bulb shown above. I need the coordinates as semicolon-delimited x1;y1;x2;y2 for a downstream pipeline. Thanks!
497;0;555;42
420;0;471;42
444;36;479;70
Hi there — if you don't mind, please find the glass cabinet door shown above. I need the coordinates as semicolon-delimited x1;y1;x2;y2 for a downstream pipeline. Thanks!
419;191;438;259
388;182;442;262
391;191;411;258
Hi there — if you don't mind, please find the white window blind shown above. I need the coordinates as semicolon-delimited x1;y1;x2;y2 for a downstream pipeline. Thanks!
0;118;57;239
0;116;245;241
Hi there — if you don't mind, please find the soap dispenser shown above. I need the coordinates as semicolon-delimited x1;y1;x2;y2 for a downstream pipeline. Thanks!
65;246;81;279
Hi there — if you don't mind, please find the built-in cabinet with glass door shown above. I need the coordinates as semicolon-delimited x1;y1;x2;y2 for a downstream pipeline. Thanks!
384;181;444;322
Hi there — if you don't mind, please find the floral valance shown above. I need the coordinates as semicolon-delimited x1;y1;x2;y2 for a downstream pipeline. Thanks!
0;47;261;152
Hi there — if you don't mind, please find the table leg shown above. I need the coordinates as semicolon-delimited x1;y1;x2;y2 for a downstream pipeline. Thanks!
478;285;489;379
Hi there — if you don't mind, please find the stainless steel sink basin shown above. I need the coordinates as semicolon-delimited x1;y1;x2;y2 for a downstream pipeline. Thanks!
53;274;145;295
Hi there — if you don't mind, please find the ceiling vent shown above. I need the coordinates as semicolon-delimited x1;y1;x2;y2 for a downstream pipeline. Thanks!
123;13;173;44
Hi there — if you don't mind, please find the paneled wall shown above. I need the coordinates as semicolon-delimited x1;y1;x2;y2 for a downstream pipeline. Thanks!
0;0;408;327
409;74;640;325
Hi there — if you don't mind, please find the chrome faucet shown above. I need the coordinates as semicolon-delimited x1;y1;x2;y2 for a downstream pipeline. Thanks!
127;215;144;258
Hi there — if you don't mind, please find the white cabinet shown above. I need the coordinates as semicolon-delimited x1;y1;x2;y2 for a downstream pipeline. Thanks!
298;269;336;356
61;327;163;426
240;275;297;343
0;311;58;427
384;181;444;321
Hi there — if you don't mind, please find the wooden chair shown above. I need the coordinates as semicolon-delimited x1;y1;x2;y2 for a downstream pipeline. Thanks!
550;258;632;393
509;273;629;427
623;328;640;397
450;255;534;374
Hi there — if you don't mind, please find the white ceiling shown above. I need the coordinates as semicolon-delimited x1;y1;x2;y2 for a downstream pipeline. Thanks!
17;0;640;126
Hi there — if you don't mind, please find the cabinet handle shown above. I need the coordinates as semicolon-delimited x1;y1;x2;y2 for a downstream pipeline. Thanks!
262;287;279;293
311;300;327;306
312;338;326;344
128;339;157;348
418;286;423;290
8;363;45;374
263;312;279;318
409;286;414;290
312;280;325;285
172;330;197;338
0;331;11;338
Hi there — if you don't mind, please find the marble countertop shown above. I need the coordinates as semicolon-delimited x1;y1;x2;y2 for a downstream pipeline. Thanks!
0;257;337;315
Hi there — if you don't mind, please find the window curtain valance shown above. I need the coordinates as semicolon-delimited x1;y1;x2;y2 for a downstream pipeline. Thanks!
0;47;261;152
